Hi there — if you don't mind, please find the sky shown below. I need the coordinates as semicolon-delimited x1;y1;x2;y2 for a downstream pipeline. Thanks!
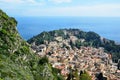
0;0;120;17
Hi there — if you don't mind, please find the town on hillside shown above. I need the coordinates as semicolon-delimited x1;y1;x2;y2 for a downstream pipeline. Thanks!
30;35;120;80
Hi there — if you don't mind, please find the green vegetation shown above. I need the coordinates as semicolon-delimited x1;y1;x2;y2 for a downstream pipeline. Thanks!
0;9;64;80
79;71;92;80
66;69;92;80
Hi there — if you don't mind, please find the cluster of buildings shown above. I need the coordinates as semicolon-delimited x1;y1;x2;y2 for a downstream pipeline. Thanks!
31;36;120;80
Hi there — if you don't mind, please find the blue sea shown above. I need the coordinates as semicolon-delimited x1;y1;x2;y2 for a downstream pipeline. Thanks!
16;17;120;42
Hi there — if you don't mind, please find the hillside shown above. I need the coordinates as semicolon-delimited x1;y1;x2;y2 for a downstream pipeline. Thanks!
28;29;120;79
28;29;120;62
0;9;64;80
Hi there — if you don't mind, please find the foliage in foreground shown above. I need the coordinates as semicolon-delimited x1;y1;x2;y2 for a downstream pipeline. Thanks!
0;9;64;80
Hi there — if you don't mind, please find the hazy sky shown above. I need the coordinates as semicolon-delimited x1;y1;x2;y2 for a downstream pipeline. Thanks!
0;0;120;17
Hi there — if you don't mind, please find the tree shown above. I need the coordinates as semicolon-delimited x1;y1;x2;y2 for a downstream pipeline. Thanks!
38;56;48;65
67;67;74;80
73;69;79;80
79;71;92;80
97;73;104;80
118;59;120;70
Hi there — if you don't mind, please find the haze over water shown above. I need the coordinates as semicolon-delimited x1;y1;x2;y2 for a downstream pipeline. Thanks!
1;0;120;43
16;17;120;42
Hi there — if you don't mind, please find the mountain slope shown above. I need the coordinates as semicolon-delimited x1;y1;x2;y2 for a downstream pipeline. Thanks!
0;9;63;80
